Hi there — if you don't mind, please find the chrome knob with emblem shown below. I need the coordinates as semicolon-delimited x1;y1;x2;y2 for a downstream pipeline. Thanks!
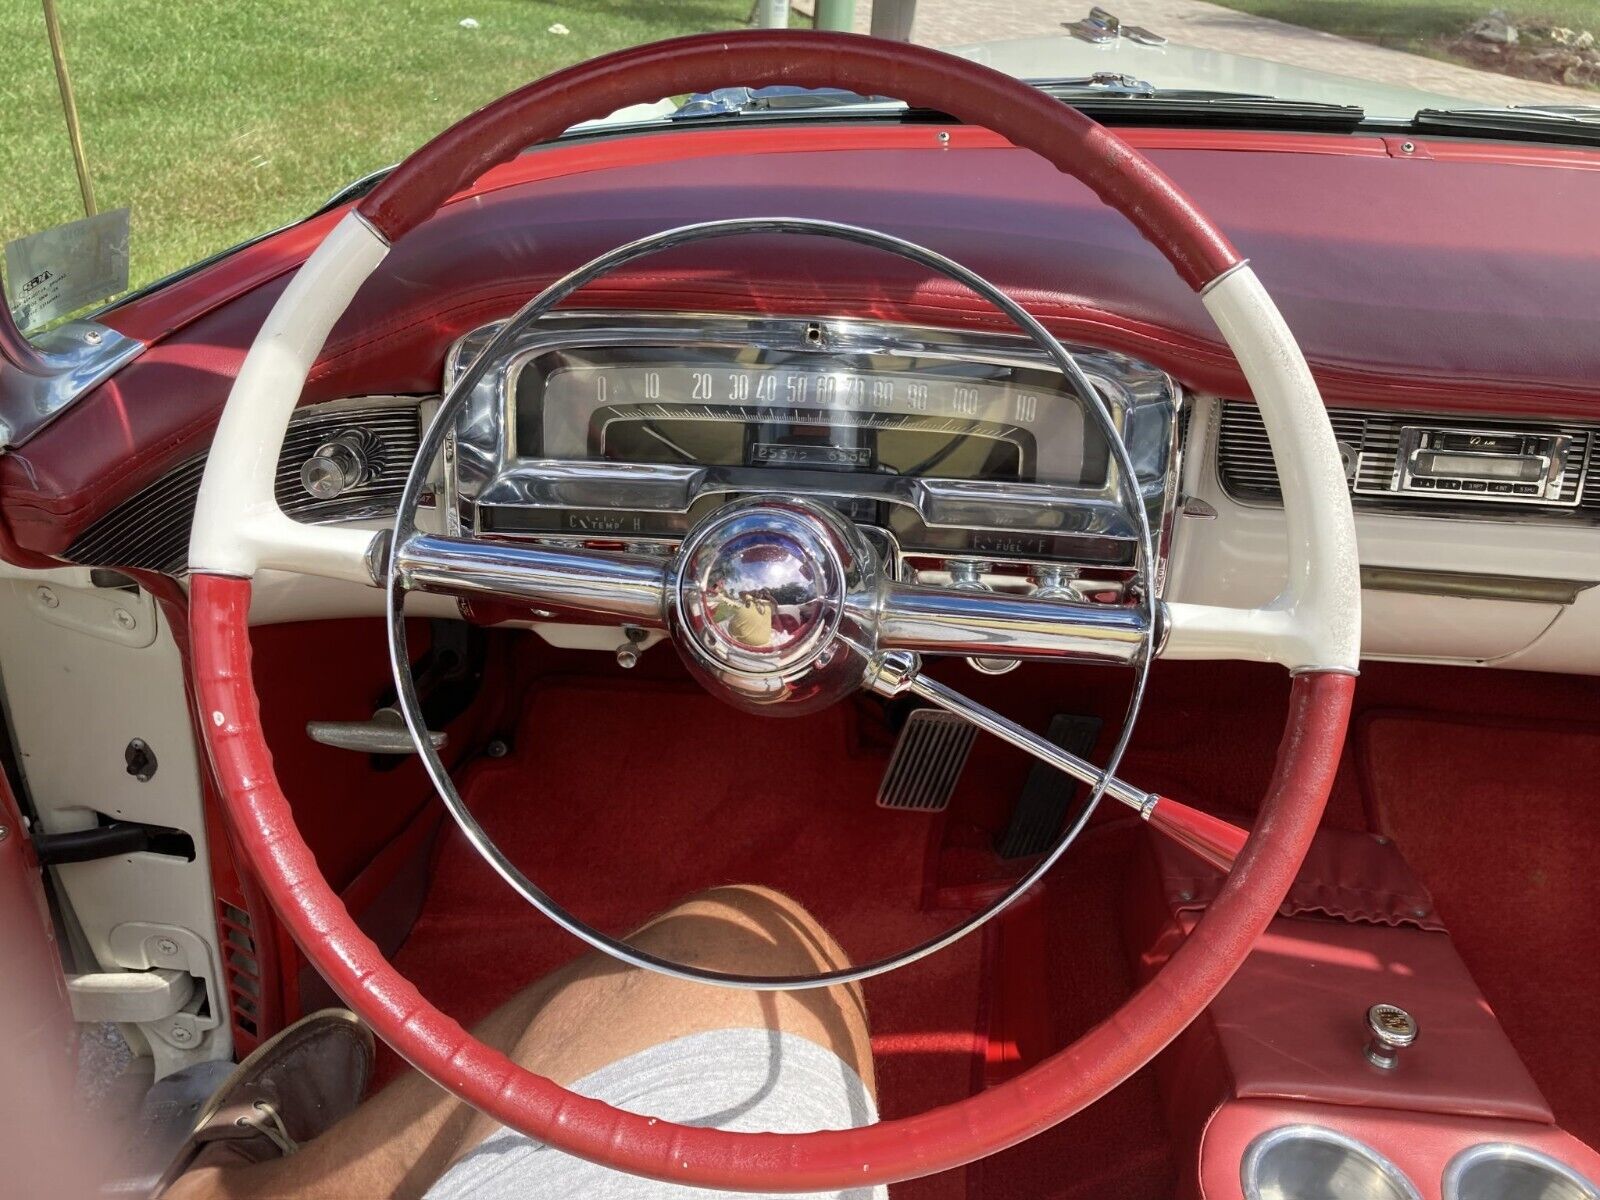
299;428;384;501
1365;1002;1419;1069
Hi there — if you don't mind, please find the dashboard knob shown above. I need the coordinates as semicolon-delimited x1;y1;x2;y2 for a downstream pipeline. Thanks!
948;561;1020;676
300;428;384;501
1031;564;1085;602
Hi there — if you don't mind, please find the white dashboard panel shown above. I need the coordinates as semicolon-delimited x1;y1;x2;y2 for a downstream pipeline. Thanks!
1169;395;1600;673
245;392;1600;675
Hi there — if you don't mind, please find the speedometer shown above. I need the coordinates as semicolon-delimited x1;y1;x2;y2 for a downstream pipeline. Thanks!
524;353;1106;489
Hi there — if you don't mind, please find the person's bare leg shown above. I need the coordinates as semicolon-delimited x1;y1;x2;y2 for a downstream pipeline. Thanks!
168;885;871;1200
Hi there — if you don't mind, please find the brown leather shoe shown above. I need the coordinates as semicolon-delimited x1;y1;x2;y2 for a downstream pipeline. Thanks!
154;1008;373;1195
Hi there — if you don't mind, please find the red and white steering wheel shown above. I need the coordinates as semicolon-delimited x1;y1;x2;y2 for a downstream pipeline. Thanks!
188;31;1358;1191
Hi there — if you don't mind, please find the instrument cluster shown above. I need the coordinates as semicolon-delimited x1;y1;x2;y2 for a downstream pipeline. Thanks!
443;314;1183;600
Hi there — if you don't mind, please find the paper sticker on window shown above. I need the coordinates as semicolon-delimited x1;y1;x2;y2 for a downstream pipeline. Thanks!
4;208;130;332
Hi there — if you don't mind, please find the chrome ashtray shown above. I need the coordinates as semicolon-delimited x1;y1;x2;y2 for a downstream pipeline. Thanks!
1444;1143;1599;1200
1242;1125;1422;1200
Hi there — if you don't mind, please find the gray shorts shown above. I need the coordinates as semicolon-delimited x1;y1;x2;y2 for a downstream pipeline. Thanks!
424;1028;887;1199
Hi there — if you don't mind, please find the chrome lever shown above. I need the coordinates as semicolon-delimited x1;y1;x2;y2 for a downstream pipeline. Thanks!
306;707;446;755
866;651;1248;870
868;651;1152;812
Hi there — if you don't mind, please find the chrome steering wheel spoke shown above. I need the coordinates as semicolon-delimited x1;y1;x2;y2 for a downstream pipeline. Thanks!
394;533;668;627
878;580;1150;668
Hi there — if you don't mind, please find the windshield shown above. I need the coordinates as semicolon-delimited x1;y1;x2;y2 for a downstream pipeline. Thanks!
3;1;1595;325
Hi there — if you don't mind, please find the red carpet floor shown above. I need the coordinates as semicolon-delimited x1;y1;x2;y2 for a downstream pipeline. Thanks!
386;671;1179;1197
1362;711;1600;1147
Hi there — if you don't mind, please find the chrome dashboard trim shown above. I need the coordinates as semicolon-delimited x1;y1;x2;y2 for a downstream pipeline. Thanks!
1359;565;1597;605
442;311;1182;579
64;394;428;575
1216;400;1600;525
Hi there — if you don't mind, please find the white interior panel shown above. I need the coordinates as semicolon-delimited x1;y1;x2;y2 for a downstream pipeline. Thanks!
0;564;230;1075
1169;395;1600;673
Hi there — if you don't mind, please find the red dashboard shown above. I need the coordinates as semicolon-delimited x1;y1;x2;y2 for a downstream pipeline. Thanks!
4;122;1600;556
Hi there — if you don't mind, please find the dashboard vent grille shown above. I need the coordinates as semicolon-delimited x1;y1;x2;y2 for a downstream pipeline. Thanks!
1217;402;1600;520
65;401;423;574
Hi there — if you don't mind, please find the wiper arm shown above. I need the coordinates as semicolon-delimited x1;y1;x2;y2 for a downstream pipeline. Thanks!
671;86;901;120
1048;89;1364;129
1029;72;1159;97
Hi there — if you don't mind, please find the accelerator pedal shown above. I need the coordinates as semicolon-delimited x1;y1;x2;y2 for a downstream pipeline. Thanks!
877;709;977;812
994;714;1103;858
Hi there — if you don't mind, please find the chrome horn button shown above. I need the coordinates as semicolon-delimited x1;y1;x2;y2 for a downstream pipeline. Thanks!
685;526;838;666
671;497;882;714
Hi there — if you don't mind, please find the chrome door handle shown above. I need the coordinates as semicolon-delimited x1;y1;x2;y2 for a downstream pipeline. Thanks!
306;707;446;755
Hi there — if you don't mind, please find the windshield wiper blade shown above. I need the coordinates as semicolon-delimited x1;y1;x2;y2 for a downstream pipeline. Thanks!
1413;105;1600;143
1029;72;1159;97
1052;91;1365;129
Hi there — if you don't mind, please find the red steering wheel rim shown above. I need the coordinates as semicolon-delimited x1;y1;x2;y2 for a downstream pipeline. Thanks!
190;31;1355;1191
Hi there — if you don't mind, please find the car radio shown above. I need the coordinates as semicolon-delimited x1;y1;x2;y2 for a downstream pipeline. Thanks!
1394;426;1574;504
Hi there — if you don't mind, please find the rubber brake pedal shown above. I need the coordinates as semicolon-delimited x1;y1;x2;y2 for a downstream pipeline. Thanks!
994;713;1103;858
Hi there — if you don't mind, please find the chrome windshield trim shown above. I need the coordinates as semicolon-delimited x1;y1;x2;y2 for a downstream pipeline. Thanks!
0;320;144;449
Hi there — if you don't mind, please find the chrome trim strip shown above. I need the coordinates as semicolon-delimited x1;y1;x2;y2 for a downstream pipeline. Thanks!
1442;1142;1598;1200
1360;565;1597;605
879;582;1147;665
0;320;144;448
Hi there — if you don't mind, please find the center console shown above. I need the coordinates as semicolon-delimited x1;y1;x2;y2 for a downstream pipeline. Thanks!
1127;827;1600;1199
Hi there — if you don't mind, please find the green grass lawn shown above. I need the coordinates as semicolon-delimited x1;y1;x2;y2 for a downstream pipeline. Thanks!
1208;1;1599;55
2;0;768;297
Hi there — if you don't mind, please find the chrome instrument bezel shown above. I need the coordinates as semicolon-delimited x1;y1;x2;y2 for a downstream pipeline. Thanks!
441;312;1183;580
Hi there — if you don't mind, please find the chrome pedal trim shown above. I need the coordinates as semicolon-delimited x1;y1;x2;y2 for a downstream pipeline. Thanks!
877;708;977;812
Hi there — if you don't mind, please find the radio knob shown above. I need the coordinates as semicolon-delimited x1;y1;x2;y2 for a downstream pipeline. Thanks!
300;428;384;500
